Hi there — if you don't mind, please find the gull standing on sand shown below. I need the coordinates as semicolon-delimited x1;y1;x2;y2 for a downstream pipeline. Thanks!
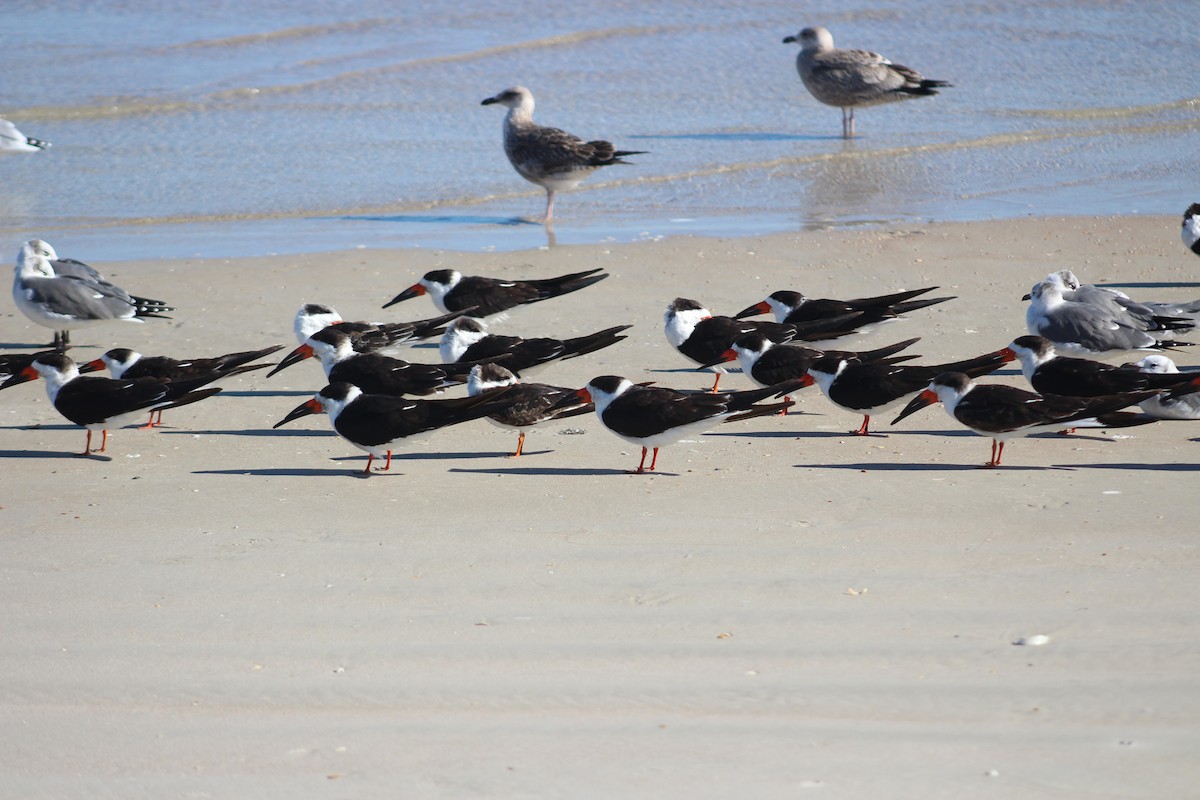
1024;274;1194;356
13;240;174;350
0;117;50;152
1183;204;1200;257
1048;269;1200;327
481;86;646;221
783;27;951;139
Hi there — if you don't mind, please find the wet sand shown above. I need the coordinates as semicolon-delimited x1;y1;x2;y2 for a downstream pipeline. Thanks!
2;215;1197;798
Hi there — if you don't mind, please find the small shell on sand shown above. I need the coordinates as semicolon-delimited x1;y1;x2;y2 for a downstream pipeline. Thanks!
1013;634;1051;646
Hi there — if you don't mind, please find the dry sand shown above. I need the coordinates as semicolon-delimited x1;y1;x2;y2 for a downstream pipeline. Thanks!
2;215;1198;798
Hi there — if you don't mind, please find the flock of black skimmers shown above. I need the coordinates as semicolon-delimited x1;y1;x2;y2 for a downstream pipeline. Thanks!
6;208;1200;473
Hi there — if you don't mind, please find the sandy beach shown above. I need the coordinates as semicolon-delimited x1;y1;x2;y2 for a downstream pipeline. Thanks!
2;214;1198;797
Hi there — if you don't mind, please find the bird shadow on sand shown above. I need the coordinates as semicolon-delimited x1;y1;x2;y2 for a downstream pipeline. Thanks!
1057;461;1200;473
194;465;390;479
0;448;111;461
800;461;1073;472
1101;281;1200;290
159;427;334;438
449;465;660;477
706;427;979;440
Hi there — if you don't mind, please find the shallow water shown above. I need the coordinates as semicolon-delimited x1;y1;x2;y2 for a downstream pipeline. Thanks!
1;0;1196;261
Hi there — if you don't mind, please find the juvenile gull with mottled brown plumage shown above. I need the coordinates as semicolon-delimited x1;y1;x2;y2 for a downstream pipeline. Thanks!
783;26;951;139
481;85;646;221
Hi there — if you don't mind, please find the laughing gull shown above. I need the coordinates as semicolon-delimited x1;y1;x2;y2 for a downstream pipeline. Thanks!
0;117;50;152
1126;355;1200;420
1050;269;1200;327
782;26;951;139
13;240;174;350
1024;274;1194;356
1184;204;1200;257
481;86;646;221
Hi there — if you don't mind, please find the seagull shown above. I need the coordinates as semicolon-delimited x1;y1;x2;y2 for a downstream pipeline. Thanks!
1126;355;1200;420
555;375;800;474
272;382;512;474
1005;335;1194;397
440;316;631;376
292;303;466;352
384;267;608;317
1050;269;1200;325
481;86;646;221
0;117;50;152
892;371;1157;468
1184;204;1200;257
783;26;951;138
0;353;221;454
1025;274;1193;356
466;363;594;457
13;240;173;350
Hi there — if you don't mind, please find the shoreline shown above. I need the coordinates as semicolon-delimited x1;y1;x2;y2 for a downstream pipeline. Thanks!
3;214;1198;798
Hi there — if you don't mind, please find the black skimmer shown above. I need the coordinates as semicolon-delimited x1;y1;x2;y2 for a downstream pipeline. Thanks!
1125;355;1200;420
735;286;953;331
558;375;801;474
268;328;469;395
664;297;808;392
83;344;284;426
0;353;222;454
702;332;922;410
383;267;608;317
13;241;173;350
1;117;50;152
1184;204;1200;257
1005;335;1195;397
481;85;647;221
806;347;1015;435
1024;274;1193;356
0;349;64;382
892;371;1157;467
273;382;513;473
292;303;465;352
784;26;951;139
440;316;631;376
467;363;594;457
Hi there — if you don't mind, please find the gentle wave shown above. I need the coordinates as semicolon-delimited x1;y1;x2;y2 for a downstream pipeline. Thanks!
16;25;674;122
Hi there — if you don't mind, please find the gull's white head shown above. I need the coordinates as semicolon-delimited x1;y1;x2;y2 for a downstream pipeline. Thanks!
482;86;535;115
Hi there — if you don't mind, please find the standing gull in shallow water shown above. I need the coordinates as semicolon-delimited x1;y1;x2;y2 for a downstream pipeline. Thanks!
0;117;50;152
783;26;951;139
481;86;646;221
